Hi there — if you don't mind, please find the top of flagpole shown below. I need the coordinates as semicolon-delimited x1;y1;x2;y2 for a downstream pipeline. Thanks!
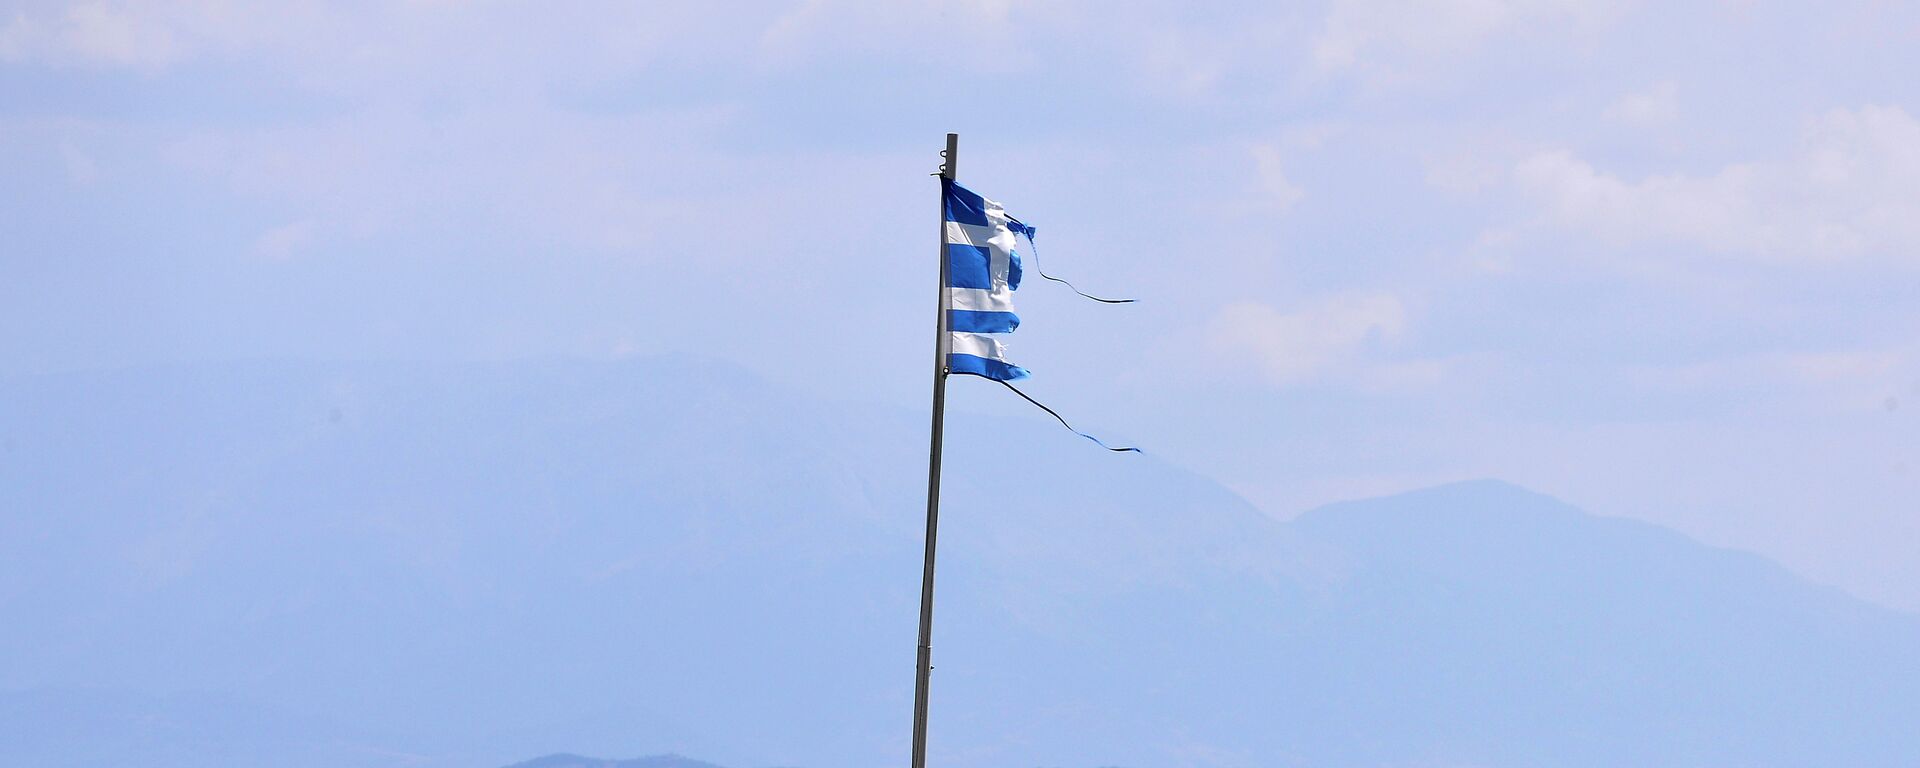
940;133;957;180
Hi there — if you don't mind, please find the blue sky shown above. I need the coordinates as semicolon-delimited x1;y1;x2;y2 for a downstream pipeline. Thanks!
3;0;1917;610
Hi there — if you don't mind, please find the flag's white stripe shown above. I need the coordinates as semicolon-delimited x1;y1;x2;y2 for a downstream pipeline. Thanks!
949;331;1010;361
978;201;1016;291
945;221;996;247
947;286;1015;313
944;222;1018;290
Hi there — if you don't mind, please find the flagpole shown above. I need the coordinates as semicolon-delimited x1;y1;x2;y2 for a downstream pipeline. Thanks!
911;132;957;768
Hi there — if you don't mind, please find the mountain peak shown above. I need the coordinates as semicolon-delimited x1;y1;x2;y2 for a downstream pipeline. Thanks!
1291;477;1588;539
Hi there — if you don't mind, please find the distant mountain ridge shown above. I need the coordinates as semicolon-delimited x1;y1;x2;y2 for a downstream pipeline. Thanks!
3;358;1916;767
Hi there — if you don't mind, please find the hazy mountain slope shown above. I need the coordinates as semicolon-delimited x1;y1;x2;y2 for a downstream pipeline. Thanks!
0;357;1287;767
0;687;412;768
1268;482;1920;767
2;359;1916;768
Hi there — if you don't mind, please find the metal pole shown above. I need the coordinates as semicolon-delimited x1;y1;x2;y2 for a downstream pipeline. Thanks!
910;132;957;768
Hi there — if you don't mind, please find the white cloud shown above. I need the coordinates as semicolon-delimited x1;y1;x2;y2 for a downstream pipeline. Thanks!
0;11;42;61
58;139;96;185
163;102;744;253
759;0;1026;65
1134;26;1231;96
0;1;721;91
62;2;179;66
1603;80;1680;128
1625;345;1919;412
1249;144;1305;212
0;1;295;69
252;220;314;262
1511;105;1920;261
1310;0;1623;82
1209;293;1407;384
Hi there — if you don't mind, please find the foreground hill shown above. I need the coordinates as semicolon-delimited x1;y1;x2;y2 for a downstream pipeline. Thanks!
2;358;1916;767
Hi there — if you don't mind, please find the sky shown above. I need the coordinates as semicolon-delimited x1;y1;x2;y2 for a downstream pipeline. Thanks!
2;0;1917;610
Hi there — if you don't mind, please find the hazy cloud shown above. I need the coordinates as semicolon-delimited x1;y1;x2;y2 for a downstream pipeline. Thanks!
1603;80;1680;129
1210;293;1407;384
1627;346;1919;411
0;1;319;69
758;0;1034;68
1310;0;1624;82
57;139;97;185
252;220;315;262
1512;105;1920;262
1250;145;1305;212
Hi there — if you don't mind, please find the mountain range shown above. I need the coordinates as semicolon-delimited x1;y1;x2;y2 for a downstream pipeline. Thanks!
3;358;1916;767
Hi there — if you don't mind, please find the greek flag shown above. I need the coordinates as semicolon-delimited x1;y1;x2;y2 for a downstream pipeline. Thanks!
943;178;1033;381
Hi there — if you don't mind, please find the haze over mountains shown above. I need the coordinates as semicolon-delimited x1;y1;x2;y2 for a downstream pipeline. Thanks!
3;358;1916;767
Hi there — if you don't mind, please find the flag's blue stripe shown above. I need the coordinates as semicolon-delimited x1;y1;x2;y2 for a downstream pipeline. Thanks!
1007;247;1023;291
948;353;1030;381
948;309;1019;333
946;244;992;289
943;179;989;226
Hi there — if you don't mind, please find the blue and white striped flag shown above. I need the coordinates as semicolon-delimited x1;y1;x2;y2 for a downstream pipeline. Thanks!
942;178;1034;381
